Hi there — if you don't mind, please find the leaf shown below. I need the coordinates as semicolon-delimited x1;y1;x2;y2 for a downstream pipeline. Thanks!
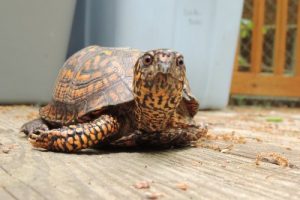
240;30;248;39
266;117;283;123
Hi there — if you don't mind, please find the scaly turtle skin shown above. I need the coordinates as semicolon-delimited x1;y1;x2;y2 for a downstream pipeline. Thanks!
21;45;207;152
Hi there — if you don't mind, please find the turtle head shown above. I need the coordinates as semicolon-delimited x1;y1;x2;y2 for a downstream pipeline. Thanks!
134;49;186;83
133;49;186;132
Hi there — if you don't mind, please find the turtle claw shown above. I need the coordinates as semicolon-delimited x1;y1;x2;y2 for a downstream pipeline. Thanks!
28;131;51;150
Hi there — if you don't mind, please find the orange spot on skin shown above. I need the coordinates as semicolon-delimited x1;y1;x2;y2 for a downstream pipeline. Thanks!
76;128;83;133
57;139;64;150
96;122;102;127
53;141;58;151
60;131;67;138
90;134;96;141
69;125;77;129
47;134;52;139
106;124;112;132
94;126;101;132
81;134;88;145
84;127;91;135
97;133;102;140
101;125;108;135
89;128;95;135
66;143;73;152
74;140;81;150
67;137;74;144
73;135;82;150
52;130;60;136
74;135;80;141
68;130;74;135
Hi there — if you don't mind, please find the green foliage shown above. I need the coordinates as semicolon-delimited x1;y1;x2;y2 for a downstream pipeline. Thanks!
240;19;253;39
235;96;246;106
238;55;248;66
239;18;268;39
238;19;269;66
266;116;283;123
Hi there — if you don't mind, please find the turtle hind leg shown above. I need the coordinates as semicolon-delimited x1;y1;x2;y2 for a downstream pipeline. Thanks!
20;118;50;135
28;115;119;152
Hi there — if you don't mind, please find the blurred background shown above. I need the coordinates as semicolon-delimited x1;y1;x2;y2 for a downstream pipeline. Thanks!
0;0;299;109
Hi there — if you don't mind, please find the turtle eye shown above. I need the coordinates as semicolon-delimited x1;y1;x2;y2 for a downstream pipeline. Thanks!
142;54;153;66
176;56;184;67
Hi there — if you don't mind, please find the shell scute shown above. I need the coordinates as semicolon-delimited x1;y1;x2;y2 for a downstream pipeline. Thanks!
40;46;142;124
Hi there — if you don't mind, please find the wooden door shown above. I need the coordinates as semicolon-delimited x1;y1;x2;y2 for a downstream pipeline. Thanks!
231;0;300;97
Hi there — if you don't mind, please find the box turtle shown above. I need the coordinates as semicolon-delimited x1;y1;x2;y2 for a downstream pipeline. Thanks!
21;45;207;152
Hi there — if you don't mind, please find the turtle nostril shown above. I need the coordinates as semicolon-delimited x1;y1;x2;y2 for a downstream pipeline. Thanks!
158;63;169;73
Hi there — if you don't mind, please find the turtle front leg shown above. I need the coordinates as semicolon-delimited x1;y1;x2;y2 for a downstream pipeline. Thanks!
110;122;208;148
170;122;208;146
150;122;208;147
167;112;208;146
28;115;119;152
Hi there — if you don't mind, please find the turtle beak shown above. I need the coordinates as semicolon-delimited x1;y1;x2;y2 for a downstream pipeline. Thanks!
158;62;171;74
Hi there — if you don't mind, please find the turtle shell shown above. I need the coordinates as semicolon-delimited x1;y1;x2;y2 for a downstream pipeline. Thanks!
40;46;143;124
40;45;199;125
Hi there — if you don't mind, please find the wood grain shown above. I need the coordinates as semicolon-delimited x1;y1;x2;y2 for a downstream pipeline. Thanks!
251;0;265;74
274;0;288;75
0;106;300;199
234;40;240;72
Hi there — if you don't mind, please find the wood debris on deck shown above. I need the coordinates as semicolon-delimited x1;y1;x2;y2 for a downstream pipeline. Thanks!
0;106;300;199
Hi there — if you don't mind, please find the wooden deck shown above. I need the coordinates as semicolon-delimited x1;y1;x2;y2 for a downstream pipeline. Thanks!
0;106;300;199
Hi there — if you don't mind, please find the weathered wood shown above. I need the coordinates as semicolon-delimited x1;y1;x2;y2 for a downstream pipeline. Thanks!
234;40;240;72
0;106;300;199
231;72;300;97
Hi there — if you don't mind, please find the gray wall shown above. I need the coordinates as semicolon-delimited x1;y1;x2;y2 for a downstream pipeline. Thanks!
0;0;76;103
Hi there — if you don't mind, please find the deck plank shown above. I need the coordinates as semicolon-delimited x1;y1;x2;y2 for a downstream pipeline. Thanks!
0;106;300;199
